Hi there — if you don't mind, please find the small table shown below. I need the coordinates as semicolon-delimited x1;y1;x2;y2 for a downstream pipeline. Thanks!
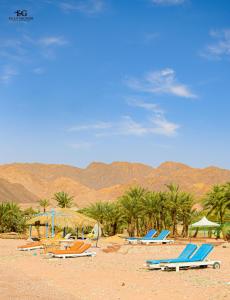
59;239;75;249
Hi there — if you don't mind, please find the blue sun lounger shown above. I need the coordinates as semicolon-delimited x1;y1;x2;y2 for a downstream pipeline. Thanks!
127;229;157;244
146;243;197;268
157;244;221;272
140;229;174;244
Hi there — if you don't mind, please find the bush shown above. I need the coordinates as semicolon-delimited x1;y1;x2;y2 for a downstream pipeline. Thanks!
0;202;26;233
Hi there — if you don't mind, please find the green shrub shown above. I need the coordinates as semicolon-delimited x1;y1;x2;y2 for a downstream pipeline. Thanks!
0;202;26;233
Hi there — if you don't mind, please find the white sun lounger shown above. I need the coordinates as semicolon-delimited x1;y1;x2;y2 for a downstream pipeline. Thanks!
159;260;221;272
156;244;221;272
127;229;157;244
17;244;44;251
50;243;96;259
51;251;96;259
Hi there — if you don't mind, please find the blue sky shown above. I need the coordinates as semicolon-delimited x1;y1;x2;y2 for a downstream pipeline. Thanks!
0;0;230;169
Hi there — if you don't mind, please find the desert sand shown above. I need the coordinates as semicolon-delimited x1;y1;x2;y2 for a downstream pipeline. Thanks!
0;238;229;300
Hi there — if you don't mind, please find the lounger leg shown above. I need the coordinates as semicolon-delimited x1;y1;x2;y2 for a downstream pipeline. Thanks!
176;265;180;272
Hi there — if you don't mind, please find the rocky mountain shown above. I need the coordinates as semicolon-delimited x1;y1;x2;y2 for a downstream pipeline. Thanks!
0;178;38;203
0;161;229;207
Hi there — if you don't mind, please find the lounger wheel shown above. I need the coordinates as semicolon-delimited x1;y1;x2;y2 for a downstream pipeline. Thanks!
213;262;220;269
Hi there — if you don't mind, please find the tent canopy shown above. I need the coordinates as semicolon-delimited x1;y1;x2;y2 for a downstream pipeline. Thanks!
190;216;220;228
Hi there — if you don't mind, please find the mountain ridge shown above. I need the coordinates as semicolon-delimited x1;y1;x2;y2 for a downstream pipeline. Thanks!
0;161;229;207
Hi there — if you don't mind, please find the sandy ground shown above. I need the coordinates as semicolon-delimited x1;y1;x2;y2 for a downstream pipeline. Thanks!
0;238;229;300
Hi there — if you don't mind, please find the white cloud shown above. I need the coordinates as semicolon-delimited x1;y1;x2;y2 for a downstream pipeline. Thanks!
60;0;104;14
0;66;18;83
33;67;45;75
202;29;230;60
0;39;28;62
68;121;112;132
112;115;179;137
126;100;179;136
0;34;68;83
150;115;179;136
68;114;179;137
38;36;68;47
125;68;196;98
117;116;149;136
151;0;185;5
127;98;164;114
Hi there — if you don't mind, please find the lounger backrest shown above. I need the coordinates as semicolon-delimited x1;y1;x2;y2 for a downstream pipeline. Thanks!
70;241;84;250
155;230;170;240
64;233;72;239
77;243;91;253
190;244;214;261
178;244;197;259
144;229;157;239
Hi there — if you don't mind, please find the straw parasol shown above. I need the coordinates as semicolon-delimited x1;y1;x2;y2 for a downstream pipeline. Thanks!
27;208;99;238
27;208;97;228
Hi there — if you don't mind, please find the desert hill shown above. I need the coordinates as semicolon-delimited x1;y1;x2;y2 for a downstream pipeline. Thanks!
0;178;38;203
136;162;230;197
0;161;230;207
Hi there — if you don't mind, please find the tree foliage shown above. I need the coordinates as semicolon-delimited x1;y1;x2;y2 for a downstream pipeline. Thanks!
0;202;26;233
203;183;230;224
54;191;74;208
83;185;196;237
38;198;50;212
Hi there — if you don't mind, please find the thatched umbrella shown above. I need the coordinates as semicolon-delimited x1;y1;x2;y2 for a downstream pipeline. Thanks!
27;208;98;238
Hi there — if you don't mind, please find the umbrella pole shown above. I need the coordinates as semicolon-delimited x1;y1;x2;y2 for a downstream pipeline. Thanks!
51;209;55;238
29;225;32;239
82;226;84;240
45;223;49;238
96;222;100;248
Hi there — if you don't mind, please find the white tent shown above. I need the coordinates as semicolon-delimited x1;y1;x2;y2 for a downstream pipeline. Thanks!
191;216;220;228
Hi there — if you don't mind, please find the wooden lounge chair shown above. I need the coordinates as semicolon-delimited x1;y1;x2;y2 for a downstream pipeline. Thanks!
50;243;96;259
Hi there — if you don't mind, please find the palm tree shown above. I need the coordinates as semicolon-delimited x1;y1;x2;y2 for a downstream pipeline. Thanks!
54;192;74;208
103;202;125;235
204;184;230;224
165;183;182;236
178;192;194;237
140;191;160;231
157;191;171;230
119;186;147;236
83;201;107;226
38;199;50;212
83;201;124;236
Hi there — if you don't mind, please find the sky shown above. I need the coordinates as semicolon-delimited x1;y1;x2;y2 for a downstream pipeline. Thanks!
0;0;230;169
